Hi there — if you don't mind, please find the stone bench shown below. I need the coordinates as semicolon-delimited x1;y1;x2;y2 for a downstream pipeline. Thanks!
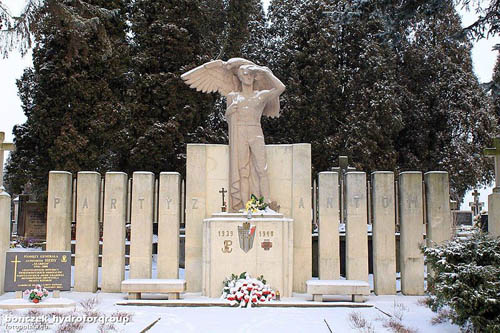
121;279;186;300
306;280;370;303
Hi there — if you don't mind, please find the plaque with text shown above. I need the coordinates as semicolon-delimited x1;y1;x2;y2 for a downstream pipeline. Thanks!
4;251;71;291
453;211;473;226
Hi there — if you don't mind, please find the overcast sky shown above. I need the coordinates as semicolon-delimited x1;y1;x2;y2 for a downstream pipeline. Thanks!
0;1;498;209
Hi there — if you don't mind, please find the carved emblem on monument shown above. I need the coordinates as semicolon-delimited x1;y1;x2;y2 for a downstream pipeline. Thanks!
261;239;273;251
238;222;256;253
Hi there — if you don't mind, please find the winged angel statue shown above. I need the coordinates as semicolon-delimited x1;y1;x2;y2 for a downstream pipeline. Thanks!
181;58;285;212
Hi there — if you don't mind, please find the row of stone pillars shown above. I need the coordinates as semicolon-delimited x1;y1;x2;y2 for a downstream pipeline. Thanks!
45;171;182;293
318;171;451;295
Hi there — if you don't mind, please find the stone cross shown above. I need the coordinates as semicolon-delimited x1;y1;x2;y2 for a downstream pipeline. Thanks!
0;132;15;192
219;187;227;212
469;189;484;216
484;137;500;193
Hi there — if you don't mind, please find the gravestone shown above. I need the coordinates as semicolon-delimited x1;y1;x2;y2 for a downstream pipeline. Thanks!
469;189;484;216
453;211;473;226
4;251;71;291
17;197;46;241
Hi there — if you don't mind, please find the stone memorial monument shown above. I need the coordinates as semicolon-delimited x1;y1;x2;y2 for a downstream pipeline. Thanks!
182;59;312;295
182;58;285;211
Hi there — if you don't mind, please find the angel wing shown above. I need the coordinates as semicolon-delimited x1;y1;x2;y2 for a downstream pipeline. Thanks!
181;58;254;96
254;72;281;118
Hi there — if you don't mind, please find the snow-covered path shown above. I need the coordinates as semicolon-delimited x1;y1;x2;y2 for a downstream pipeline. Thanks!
0;291;460;332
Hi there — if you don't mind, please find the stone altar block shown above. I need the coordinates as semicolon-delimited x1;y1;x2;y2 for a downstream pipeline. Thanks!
202;212;293;298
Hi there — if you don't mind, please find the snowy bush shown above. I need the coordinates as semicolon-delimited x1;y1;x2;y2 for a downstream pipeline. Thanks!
423;230;500;332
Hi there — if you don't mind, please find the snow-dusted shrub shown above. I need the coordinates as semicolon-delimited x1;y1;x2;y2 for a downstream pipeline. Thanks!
423;230;500;332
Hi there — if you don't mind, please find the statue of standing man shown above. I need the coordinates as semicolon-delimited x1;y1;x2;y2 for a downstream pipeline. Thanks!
182;58;285;212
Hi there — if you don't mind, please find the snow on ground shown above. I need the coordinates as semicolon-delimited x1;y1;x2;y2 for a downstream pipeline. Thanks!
0;290;460;333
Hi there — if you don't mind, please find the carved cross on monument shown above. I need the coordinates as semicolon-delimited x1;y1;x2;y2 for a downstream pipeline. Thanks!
219;187;228;212
469;189;484;216
484;137;500;193
0;132;15;192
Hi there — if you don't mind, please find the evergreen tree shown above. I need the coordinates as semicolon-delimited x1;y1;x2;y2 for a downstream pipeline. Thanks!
266;0;403;173
5;0;130;198
126;0;225;175
395;2;496;199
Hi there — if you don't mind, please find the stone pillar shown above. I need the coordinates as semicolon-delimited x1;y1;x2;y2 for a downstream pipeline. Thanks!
0;191;11;295
399;172;424;295
425;172;452;245
186;144;207;291
130;172;154;279
489;193;500;237
158;172;181;279
345;172;368;282
371;172;396;295
292;144;312;292
74;172;101;292
318;172;340;280
101;172;128;292
46;171;73;251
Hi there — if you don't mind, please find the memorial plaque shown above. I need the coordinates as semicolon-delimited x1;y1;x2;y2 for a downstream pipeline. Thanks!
4;251;71;291
18;200;46;240
453;211;473;226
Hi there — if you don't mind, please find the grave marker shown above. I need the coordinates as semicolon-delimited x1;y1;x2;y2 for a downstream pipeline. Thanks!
4;251;71;291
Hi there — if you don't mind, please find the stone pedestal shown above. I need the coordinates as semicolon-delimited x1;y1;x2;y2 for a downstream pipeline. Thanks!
489;192;500;237
186;144;311;293
202;212;293;298
0;191;11;295
46;171;73;251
